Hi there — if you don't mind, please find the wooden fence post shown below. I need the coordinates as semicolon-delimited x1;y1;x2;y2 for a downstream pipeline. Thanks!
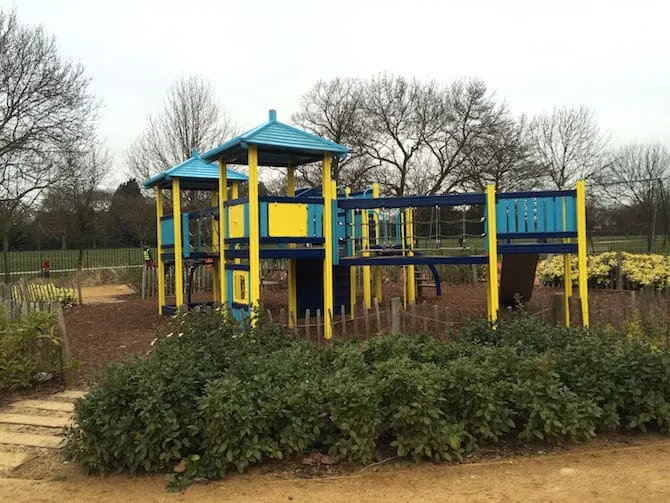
76;267;83;305
552;293;564;326
433;305;439;336
316;309;322;342
305;309;311;341
391;297;402;333
410;302;416;331
363;302;370;335
141;266;147;300
422;301;428;332
471;264;478;285
617;251;624;291
341;305;347;337
55;303;73;387
373;298;381;334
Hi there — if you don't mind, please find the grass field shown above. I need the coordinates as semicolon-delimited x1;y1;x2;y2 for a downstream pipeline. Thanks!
0;234;667;280
0;248;151;278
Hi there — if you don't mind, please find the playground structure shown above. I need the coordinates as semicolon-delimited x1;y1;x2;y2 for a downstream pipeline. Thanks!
145;110;589;339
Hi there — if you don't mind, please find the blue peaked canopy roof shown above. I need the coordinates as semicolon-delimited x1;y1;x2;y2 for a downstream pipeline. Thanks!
201;110;350;167
143;150;248;190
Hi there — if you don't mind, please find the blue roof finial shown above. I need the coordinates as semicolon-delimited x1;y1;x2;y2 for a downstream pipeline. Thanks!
192;148;199;158
269;109;277;122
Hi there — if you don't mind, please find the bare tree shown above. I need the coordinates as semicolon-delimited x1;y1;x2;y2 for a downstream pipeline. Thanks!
464;114;540;192
0;9;99;281
127;75;235;183
418;78;533;194
528;105;608;189
292;78;373;190
599;143;670;251
356;74;427;196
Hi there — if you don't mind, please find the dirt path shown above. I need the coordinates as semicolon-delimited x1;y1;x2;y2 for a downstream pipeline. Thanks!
1;437;669;502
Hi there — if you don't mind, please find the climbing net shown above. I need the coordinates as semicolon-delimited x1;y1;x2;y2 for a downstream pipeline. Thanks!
340;206;486;257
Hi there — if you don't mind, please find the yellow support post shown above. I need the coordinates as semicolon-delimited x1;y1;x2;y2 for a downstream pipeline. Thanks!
362;207;371;309
406;207;416;306
211;191;220;303
248;146;261;321
576;180;589;327
287;163;297;328
562;198;572;327
373;183;382;303
345;188;356;319
172;178;184;309
322;155;334;339
218;161;227;307
155;188;165;315
486;184;499;323
400;210;407;309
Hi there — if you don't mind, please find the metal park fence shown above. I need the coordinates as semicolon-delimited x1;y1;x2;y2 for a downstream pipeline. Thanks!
0;248;152;279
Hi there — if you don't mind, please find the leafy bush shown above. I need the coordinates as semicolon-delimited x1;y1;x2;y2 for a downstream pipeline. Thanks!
537;252;670;290
0;309;61;391
65;309;670;484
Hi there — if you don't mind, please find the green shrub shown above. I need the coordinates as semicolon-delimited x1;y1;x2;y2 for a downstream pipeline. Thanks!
65;309;670;484
0;309;61;391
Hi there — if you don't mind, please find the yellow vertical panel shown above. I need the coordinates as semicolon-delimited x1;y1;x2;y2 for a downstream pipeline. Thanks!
248;146;261;320
268;204;308;236
172;179;184;309
218;162;227;306
155;188;165;315
576;181;589;327
486;184;499;323
322;156;334;339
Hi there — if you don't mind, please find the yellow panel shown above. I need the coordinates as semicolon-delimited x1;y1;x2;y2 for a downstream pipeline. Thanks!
233;270;249;304
229;204;246;238
268;203;308;237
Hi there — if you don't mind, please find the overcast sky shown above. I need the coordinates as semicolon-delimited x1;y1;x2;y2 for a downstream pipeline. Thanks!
4;0;669;186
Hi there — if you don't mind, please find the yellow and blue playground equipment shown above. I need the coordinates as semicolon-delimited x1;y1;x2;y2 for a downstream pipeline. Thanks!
145;110;589;339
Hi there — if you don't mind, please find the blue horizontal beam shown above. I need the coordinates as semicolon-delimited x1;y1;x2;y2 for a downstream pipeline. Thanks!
338;194;486;209
498;243;578;254
224;197;249;207
339;255;489;266
496;189;576;200
225;237;325;245
225;263;249;271
260;196;324;204
497;231;577;240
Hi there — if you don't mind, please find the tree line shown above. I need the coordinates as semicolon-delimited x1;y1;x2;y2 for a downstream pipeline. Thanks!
2;7;669;284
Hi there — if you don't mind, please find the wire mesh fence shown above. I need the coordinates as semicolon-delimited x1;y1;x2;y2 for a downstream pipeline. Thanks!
0;248;153;279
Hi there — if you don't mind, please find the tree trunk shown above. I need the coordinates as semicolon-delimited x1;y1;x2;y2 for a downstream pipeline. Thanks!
3;232;10;284
61;236;67;250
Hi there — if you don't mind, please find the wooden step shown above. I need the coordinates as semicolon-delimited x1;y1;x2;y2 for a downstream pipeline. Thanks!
0;431;64;449
8;400;74;413
51;390;87;402
0;451;29;471
0;413;71;429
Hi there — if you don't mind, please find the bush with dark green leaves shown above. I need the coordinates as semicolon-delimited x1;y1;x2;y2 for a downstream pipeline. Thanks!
65;309;670;483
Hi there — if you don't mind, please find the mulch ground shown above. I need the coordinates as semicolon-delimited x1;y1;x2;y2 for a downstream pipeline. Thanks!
63;297;168;385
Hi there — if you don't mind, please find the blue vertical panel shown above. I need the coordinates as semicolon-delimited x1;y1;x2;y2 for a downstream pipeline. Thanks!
259;202;268;238
555;197;564;231
306;203;323;237
536;198;546;232
516;199;526;233
226;269;233;305
395;215;402;246
160;218;175;246
565;196;577;232
224;207;229;238
496;200;508;233
545;198;556;232
504;200;515;232
182;213;190;258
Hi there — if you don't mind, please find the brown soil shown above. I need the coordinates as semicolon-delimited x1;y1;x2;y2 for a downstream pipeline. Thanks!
1;435;670;502
63;297;168;385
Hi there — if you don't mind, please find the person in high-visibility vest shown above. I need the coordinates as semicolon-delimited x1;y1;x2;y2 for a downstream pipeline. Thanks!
143;247;153;269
